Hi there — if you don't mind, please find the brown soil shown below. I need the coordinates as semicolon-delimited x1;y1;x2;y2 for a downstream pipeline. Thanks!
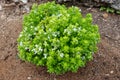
0;1;120;80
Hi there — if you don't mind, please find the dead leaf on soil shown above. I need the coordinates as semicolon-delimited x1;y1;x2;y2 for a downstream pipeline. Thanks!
102;13;108;18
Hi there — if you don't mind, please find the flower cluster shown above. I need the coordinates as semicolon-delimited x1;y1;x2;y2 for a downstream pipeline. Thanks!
17;2;100;74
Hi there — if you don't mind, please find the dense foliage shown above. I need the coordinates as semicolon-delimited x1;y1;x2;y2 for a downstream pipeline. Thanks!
17;2;100;74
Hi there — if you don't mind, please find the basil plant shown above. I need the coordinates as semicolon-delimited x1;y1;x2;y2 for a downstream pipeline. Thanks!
17;2;100;74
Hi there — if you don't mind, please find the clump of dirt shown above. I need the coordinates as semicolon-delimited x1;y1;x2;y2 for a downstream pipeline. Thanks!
0;1;120;80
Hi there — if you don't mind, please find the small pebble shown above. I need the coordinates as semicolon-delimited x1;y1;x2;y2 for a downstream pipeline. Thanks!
27;76;31;80
110;70;114;74
21;0;28;4
105;74;110;76
0;5;2;10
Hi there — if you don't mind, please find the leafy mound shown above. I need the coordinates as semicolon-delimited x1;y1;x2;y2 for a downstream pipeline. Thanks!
17;2;100;74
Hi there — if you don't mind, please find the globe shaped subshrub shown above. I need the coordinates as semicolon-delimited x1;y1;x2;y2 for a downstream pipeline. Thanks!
17;2;100;74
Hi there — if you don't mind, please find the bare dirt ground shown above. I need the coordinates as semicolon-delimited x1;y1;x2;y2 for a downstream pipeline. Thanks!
0;1;120;80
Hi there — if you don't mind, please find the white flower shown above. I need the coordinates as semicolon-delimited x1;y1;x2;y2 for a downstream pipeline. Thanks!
31;26;33;28
35;45;38;48
28;34;31;37
19;34;22;37
24;27;27;31
20;42;23;46
82;56;85;60
52;32;57;37
73;28;77;32
60;53;64;58
64;29;67;33
67;31;71;35
34;50;37;54
57;14;62;17
79;9;81;12
35;27;37;31
32;48;38;54
32;49;35;52
39;47;43;52
52;14;55;16
43;54;47;58
34;33;36;35
48;36;50;39
78;27;81;31
25;47;28;50
48;29;52;31
57;32;60;35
